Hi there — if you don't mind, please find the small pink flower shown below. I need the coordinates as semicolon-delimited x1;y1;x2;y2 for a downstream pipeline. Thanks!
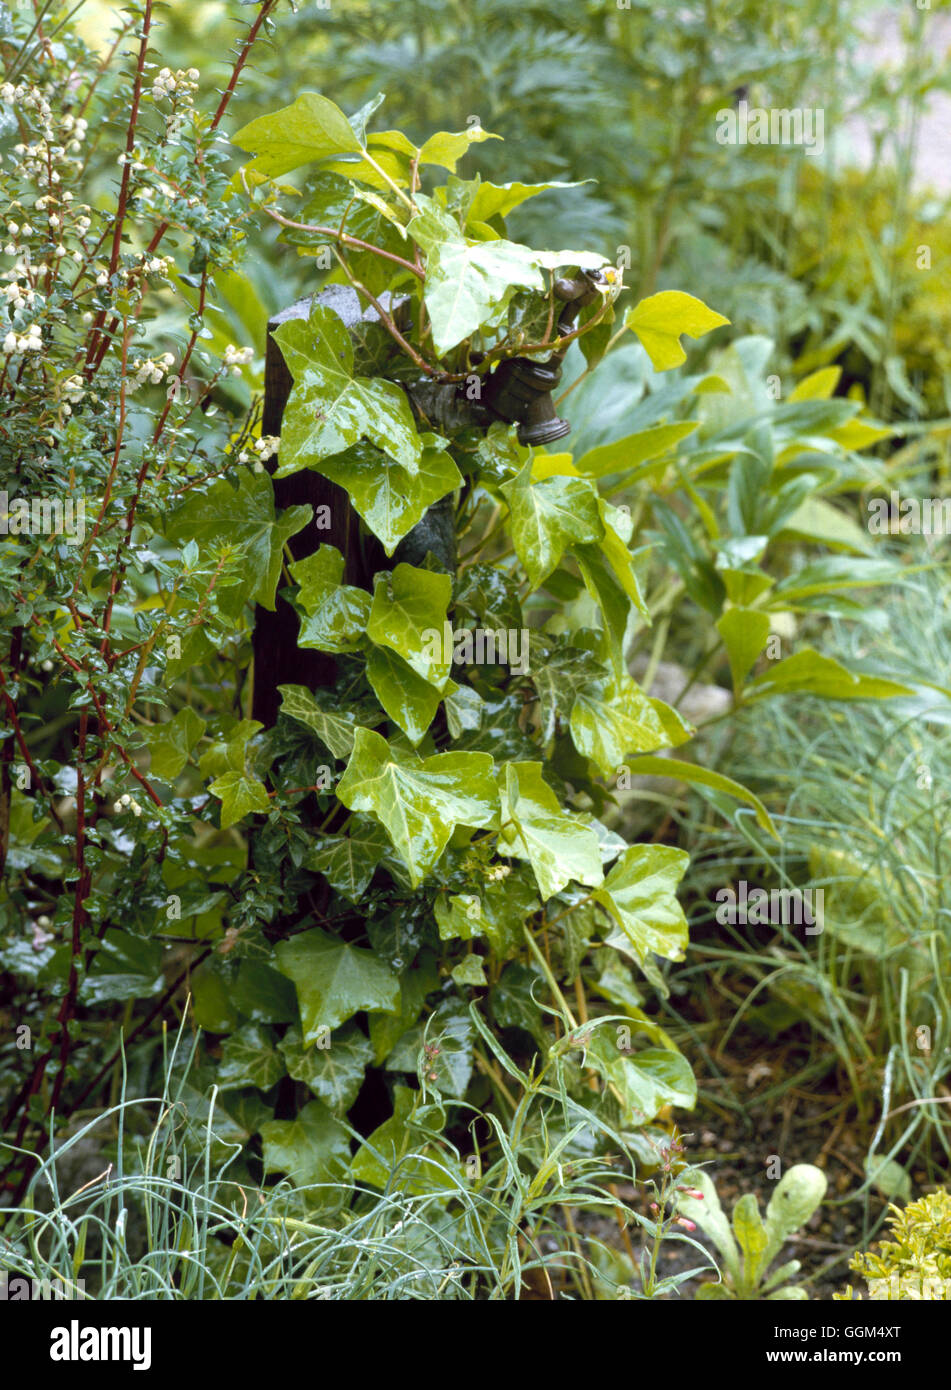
676;1217;697;1231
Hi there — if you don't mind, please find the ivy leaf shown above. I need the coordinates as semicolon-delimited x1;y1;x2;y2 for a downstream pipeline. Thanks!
366;647;445;745
586;1030;696;1123
530;638;604;745
626;291;729;371
260;1099;351;1193
279;1023;374;1113
351;1084;460;1195
407;195;549;354
216;1023;284;1091
366;562;453;687
303;819;388;901
337;728;498;887
502;460;603;589
570;674;676;776
273;306;421;475
290;545;371;653
310;436;462;556
145;707;206;781
498;761;603;901
593;845;690;976
278;684;362;759
166;470;311;613
275;927;400;1040
209;769;272;829
231;92;363;178
573;545;632;681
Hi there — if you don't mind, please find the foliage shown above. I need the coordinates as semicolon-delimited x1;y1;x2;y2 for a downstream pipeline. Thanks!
674;1162;828;1300
838;1189;951;1301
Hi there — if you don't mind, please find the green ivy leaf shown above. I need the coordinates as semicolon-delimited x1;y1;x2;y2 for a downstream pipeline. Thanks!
216;1023;284;1091
366;562;453;686
626;291;729;371
260;1099;352;1193
232;92;363;178
570;674;676;775
418;126;501;171
303;819;388;901
273;306;422;475
498;761;603;901
337;728;498;887
166;470;311;613
278;683;363;759
275;928;400;1041
365;646;445;745
593;845;690;970
279;1023;374;1113
502;460;603;589
290;545;371;653
309;436;462;556
145;707;206;781
350;1084;460;1195
586;1029;696;1123
209;769;272;829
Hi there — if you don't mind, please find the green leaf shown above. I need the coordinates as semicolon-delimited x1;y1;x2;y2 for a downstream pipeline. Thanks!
570;674;677;775
626;292;730;371
290;545;371;653
467;179;585;225
209;769;271;829
407;195;549;354
675;1168;741;1282
260;1099;351;1192
573;544;634;681
278;683;361;759
166;470;311;613
366;647;445;745
279;1023;373;1113
336;728;498;887
418;126;501;170
275;927;400;1040
593;845;689;970
232;92;363;177
303;819;388;902
625;755;778;838
145;708;206;781
576;422;699;480
310;436;462;556
763;1164;828;1267
716;607;770;696
273;306;421;475
216;1023;284;1091
369;951;440;1063
732;1192;770;1293
366;562;453;686
350;1085;459;1195
746;648;914;702
502;459;603;589
498;761;603;901
586;1030;696;1123
451;956;488;987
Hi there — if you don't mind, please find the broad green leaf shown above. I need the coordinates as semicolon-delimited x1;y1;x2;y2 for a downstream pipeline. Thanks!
216;1023;284;1091
576;422;698;480
716;606;770;695
675;1168;742;1281
502;459;603;589
467;179;585;225
81;931;163;1006
788;366;842;401
273;306;421;475
197;718;263;781
232;92;362;177
593;845;689;969
231;961;298;1024
310;436;462;556
436;869;538;958
278;684;362;759
763;1164;828;1265
275;928;400;1040
418;126;501;170
733;1192;770;1293
770;556;902;603
626;291;729;371
746;649;914;702
337;728;498;886
290;545;371;654
498;761;603;901
452;956;488;987
209;769;271;829
303;820;388;902
586;1030;696;1123
166;470;311;613
260;1099;351;1193
145;707;206;781
366;646;445;745
190;958;240;1033
366;563;453;686
570;674;675;775
625;755;778;837
279;1023;374;1113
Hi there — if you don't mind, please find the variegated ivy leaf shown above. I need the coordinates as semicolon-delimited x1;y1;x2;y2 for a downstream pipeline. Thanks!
278;684;363;759
289;544;371;654
593;845;690;970
501;459;603;589
570;673;679;776
336;728;498;887
279;1023;374;1113
366;562;453;687
497;761;603;901
216;1023;284;1092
